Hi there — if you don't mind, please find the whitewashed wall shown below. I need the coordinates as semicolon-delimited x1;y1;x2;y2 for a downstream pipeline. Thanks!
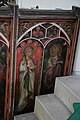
73;28;80;75
16;0;80;9
17;0;80;75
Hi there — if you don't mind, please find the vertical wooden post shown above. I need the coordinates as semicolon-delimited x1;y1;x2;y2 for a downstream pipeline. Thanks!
63;46;70;75
68;19;80;75
7;4;19;120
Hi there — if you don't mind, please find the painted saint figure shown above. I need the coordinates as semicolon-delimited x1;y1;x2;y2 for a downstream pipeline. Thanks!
43;44;63;94
17;45;36;112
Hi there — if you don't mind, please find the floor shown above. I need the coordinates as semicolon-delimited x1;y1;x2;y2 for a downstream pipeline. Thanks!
14;112;38;120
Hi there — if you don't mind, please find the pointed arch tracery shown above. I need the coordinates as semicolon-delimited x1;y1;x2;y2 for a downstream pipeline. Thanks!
17;22;70;47
0;32;9;48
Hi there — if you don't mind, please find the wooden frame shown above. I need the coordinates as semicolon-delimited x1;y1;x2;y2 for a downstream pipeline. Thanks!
0;4;18;120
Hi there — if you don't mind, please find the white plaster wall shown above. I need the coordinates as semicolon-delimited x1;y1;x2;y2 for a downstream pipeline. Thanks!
16;0;80;9
73;28;80;75
17;0;80;75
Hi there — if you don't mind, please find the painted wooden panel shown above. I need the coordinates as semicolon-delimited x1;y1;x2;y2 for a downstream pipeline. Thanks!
0;20;10;120
0;5;79;120
14;19;78;115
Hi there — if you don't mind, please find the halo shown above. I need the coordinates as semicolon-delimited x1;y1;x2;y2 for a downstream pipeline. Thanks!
50;44;62;56
23;45;35;56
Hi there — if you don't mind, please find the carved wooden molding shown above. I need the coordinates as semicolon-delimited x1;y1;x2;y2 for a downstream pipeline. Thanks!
0;5;80;18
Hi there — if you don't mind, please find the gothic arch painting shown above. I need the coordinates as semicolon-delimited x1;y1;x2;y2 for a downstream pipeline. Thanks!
15;21;73;114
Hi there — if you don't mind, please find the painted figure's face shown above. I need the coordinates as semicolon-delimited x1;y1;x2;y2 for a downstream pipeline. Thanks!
50;44;61;57
25;47;33;58
52;46;59;55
